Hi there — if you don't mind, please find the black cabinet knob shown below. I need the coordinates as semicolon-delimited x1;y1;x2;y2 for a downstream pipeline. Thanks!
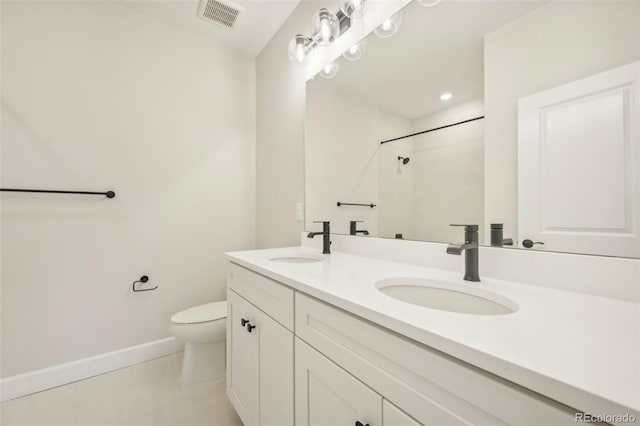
246;323;256;333
522;239;545;248
240;318;248;327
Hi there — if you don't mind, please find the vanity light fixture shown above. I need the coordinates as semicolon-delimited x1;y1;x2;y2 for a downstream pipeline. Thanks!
287;7;351;65
343;38;367;61
319;60;341;79
374;12;402;39
418;0;443;7
440;92;453;101
313;8;340;46
339;0;368;19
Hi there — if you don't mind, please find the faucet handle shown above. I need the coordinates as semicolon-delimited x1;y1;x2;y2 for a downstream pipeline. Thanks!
450;224;479;231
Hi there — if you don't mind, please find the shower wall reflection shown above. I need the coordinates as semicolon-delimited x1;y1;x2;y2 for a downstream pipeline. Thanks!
384;101;484;243
305;79;484;243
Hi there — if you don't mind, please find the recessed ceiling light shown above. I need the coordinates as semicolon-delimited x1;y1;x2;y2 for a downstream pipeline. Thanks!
440;92;453;101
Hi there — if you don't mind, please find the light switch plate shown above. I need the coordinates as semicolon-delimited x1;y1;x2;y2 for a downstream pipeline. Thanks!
296;202;304;221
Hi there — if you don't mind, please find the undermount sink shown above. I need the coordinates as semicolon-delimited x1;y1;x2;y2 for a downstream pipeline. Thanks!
269;253;325;263
376;278;518;315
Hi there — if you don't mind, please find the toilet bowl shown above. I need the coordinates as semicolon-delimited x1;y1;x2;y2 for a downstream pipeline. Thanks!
170;301;226;385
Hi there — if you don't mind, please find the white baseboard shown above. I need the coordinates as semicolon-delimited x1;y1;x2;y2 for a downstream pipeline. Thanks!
0;337;179;402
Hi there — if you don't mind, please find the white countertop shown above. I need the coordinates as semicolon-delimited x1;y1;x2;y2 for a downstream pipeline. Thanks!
225;246;640;419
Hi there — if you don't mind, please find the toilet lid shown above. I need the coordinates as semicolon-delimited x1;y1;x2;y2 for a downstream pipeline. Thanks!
171;301;226;325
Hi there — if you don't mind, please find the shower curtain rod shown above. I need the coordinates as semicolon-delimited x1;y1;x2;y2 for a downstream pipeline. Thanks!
379;116;485;145
0;188;116;198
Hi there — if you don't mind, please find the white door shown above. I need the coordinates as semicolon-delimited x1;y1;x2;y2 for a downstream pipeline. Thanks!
227;289;259;426
256;307;294;426
518;61;639;257
295;337;382;426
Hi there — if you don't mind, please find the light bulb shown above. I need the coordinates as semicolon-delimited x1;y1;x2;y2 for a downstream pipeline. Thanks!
313;9;340;46
440;92;453;101
340;0;367;19
296;43;305;62
343;38;367;61
374;12;402;39
319;61;340;79
321;18;331;40
288;34;312;65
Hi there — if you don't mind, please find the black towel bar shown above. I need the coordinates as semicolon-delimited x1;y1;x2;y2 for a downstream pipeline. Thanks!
0;188;115;198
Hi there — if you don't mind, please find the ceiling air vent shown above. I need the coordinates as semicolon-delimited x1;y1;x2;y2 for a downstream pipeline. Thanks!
197;0;243;29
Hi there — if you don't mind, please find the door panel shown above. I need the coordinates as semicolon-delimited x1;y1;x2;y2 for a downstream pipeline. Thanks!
257;307;294;426
518;60;639;257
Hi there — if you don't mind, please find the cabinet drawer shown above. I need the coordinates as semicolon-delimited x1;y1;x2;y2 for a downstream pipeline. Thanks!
227;262;294;331
295;293;577;426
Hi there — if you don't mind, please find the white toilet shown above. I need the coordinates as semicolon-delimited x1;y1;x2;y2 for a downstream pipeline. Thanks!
169;301;227;385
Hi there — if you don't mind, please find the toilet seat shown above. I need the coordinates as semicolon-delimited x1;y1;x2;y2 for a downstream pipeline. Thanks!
171;301;226;325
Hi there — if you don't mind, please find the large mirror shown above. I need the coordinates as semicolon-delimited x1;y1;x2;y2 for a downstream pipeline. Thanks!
305;0;640;258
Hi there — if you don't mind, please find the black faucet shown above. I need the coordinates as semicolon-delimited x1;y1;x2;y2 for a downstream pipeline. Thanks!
307;221;331;254
446;224;480;282
349;221;369;236
490;223;513;247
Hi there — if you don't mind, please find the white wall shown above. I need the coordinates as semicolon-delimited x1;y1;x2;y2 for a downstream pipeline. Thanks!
256;0;409;248
255;1;323;249
0;1;256;378
411;99;484;243
484;0;640;242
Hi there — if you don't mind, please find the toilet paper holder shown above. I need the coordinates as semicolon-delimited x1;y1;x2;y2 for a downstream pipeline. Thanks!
132;275;158;292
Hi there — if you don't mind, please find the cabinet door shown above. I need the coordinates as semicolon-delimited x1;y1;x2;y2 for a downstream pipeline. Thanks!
256;306;294;426
295;337;382;426
227;289;259;426
383;400;422;426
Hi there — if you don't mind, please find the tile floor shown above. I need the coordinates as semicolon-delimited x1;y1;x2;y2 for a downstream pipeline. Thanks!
0;353;243;426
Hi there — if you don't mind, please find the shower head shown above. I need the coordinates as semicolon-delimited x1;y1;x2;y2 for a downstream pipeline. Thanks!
397;156;410;165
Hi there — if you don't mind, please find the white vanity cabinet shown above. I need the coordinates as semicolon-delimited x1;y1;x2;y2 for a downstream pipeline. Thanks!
226;264;294;426
226;261;587;426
